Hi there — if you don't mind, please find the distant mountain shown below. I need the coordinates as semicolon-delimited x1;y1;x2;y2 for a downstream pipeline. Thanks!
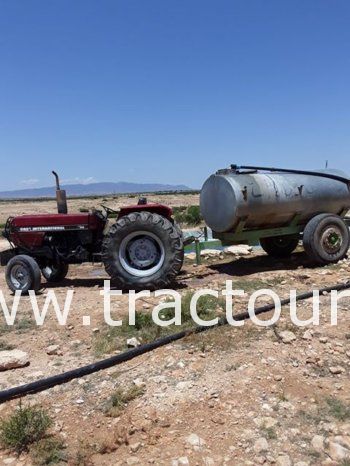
0;182;191;199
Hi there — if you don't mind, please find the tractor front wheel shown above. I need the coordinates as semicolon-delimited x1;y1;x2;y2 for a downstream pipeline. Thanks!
6;255;41;293
102;211;184;290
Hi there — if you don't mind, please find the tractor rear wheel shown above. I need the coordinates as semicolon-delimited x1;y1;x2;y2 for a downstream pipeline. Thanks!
260;235;300;258
42;262;69;282
303;214;350;265
102;211;184;290
6;255;41;293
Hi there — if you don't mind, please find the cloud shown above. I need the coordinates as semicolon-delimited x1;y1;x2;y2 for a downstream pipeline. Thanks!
20;178;39;186
61;176;96;185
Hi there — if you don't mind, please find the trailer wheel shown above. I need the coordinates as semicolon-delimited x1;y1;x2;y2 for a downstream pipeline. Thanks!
6;255;41;293
260;235;300;258
102;211;184;290
42;263;69;282
303;214;350;265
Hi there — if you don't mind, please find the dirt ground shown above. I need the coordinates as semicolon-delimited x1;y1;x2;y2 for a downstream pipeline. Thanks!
1;199;350;465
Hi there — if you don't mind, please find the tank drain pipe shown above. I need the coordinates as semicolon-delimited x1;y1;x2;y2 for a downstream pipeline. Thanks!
0;280;350;404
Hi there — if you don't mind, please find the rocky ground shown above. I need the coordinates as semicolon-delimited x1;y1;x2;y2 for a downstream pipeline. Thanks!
0;242;350;465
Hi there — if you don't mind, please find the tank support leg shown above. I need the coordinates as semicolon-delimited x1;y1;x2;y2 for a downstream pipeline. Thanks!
195;238;201;265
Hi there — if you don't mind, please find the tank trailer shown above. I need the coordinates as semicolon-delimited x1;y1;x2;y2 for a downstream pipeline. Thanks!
200;165;350;264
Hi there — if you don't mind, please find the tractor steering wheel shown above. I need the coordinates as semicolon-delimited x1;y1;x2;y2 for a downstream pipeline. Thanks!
101;205;119;218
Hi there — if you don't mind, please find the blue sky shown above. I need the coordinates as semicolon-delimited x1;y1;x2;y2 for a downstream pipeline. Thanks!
0;0;350;191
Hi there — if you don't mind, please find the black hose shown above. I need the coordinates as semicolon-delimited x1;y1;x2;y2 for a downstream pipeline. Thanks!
0;280;349;404
233;165;350;185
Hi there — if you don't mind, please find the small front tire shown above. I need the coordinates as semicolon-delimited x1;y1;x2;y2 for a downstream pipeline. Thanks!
6;255;41;293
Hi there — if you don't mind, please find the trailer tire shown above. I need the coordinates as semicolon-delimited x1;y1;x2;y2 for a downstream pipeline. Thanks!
6;255;41;294
260;235;300;258
303;213;350;265
42;263;69;282
102;211;184;290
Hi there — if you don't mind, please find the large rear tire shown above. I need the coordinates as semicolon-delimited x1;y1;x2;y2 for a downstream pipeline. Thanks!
102;211;184;290
303;214;350;265
42;263;69;282
6;255;41;293
260;235;300;258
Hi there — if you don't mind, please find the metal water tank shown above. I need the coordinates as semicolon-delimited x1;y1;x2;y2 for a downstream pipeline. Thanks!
200;166;350;233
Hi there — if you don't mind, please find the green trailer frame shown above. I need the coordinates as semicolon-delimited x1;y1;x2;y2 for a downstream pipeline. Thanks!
185;214;350;265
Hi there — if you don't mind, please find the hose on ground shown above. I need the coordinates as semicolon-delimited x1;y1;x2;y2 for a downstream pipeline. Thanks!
0;280;349;404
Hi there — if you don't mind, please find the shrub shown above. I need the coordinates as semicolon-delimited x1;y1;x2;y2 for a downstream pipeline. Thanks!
326;397;350;421
0;405;52;454
0;340;14;350
173;205;202;226
30;437;66;465
104;385;145;416
185;205;202;225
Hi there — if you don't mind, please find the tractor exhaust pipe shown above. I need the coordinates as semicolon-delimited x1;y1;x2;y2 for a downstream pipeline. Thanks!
52;171;68;214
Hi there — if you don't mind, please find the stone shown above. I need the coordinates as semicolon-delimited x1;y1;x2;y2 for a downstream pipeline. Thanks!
254;417;277;429
176;381;191;390
133;378;146;388
185;433;206;450
46;344;60;355
280;331;297;344
276;454;292;466
254;437;269;453
130;442;141;453
127;337;141;348
203;458;215;466
0;350;29;371
126;457;140;465
333;435;350;450
340;424;350;436
328;441;350;461
311;435;324;452
302;330;313;340
224;245;253;256
200;248;221;257
329;366;344;375
255;456;266;465
172;458;190;466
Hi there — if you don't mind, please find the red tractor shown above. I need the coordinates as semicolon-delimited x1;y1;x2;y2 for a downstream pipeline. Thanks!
1;172;184;293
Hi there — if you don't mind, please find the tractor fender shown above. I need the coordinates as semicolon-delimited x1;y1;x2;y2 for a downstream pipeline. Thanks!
117;203;173;220
0;248;17;267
